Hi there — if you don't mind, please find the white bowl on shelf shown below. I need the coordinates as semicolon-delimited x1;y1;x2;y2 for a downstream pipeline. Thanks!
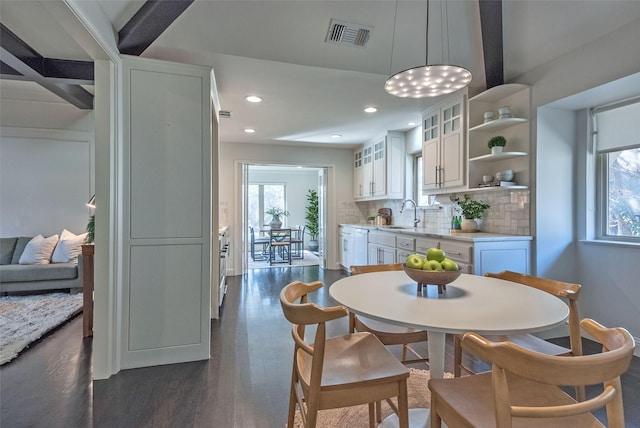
495;170;514;182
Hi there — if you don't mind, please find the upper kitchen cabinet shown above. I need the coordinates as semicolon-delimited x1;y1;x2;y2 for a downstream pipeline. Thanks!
422;92;467;192
354;131;405;200
467;84;530;190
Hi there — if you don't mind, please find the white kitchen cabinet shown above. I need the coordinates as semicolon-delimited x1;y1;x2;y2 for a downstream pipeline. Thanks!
355;131;405;200
415;235;530;275
120;55;215;369
353;148;364;199
474;240;530;275
467;84;530;190
416;236;473;273
368;230;396;265
339;226;354;270
422;92;467;192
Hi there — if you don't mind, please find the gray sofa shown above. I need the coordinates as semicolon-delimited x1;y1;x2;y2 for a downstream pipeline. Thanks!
0;237;83;293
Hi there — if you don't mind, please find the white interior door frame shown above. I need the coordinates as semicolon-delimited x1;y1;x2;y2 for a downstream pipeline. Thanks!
235;162;333;274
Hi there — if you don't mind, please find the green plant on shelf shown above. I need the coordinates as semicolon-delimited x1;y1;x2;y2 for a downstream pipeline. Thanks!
488;135;507;149
455;195;490;219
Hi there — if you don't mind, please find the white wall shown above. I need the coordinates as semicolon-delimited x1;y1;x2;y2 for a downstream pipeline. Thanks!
0;85;94;238
516;18;640;345
220;142;354;274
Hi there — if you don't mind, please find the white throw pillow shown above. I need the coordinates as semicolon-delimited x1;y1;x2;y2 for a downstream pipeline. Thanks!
19;234;59;265
51;229;88;264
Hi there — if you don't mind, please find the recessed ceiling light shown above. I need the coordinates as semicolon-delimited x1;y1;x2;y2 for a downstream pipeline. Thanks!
245;95;262;103
244;128;256;133
408;121;417;126
331;133;342;138
364;107;378;113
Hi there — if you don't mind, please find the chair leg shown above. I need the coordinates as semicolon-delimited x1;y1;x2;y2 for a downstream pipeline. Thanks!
397;379;409;428
287;374;298;428
368;403;376;427
453;334;463;377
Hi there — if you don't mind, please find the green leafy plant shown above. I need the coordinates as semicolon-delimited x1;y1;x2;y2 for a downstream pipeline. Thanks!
305;189;319;240
86;214;95;244
488;135;507;149
455;195;490;219
265;207;289;218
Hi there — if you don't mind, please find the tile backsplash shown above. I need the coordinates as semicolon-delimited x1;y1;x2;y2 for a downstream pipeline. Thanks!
337;190;530;236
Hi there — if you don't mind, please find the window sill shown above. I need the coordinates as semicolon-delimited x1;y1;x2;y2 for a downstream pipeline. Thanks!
579;239;640;249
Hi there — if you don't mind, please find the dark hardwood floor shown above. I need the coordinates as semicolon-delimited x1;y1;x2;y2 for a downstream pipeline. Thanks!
1;266;639;427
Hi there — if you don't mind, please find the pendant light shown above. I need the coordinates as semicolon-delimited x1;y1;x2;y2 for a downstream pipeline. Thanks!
385;0;471;98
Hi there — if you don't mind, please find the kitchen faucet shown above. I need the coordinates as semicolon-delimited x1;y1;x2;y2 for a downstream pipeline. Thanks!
400;199;420;227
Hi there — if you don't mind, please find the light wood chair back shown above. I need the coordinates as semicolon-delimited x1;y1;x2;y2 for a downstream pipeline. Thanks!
348;264;428;365
430;319;635;428
279;280;410;428
454;270;584;399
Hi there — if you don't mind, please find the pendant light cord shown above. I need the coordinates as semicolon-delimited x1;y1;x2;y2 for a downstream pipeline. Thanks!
389;0;399;75
425;0;430;65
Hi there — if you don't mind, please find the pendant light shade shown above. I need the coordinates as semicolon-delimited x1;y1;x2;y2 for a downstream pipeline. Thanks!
385;0;471;98
385;64;471;98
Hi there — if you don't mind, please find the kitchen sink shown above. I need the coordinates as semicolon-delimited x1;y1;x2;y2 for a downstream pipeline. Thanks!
381;225;413;229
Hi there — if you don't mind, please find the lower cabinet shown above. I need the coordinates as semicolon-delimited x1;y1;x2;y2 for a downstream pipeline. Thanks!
474;240;530;275
414;236;530;275
351;227;531;274
339;226;354;270
368;231;396;265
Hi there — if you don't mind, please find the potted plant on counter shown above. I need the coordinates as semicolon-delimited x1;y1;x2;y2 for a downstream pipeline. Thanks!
305;189;319;252
455;195;490;231
488;135;506;154
266;206;289;229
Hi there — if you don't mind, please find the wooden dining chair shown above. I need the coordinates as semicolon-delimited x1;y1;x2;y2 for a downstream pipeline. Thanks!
280;280;409;428
430;318;635;428
269;228;291;265
249;226;269;261
349;264;429;366
454;270;584;399
291;225;305;259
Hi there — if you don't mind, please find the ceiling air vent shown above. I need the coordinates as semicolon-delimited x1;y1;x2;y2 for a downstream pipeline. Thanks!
219;110;231;119
325;19;372;48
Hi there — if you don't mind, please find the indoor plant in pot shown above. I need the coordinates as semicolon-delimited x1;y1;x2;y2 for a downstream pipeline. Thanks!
455;195;490;231
266;206;289;229
488;135;506;154
305;189;319;252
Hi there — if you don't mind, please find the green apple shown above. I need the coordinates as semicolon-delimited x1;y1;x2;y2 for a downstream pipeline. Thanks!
426;247;446;262
440;258;459;271
405;253;424;269
422;259;443;271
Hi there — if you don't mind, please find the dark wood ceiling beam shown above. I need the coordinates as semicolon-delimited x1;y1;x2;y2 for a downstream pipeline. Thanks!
118;0;194;56
478;0;504;89
0;24;93;109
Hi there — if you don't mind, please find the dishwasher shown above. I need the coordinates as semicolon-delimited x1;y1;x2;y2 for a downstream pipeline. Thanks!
353;228;369;266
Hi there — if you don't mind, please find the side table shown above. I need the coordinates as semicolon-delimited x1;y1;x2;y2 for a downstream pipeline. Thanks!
81;244;94;337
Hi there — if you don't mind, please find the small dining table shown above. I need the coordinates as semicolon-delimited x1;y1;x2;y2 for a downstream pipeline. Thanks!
329;271;570;427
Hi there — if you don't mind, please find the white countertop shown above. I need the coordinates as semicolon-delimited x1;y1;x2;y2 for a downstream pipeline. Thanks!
339;224;532;242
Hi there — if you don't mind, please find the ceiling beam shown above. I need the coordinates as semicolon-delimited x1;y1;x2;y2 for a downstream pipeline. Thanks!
0;24;94;109
478;0;504;89
118;0;195;56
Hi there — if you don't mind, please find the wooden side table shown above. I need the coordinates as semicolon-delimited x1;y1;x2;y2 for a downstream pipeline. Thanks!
81;244;94;337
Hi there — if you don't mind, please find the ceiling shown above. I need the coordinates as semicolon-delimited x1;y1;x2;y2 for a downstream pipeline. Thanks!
2;0;640;148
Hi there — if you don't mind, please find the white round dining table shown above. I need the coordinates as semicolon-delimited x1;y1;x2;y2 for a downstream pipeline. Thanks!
329;271;570;428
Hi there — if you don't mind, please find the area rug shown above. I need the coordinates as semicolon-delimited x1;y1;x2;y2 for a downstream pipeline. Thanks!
248;250;319;269
0;292;83;365
290;368;453;427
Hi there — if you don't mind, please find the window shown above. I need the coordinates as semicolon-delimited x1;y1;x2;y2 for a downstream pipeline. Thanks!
414;154;429;207
593;99;640;240
248;183;286;230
